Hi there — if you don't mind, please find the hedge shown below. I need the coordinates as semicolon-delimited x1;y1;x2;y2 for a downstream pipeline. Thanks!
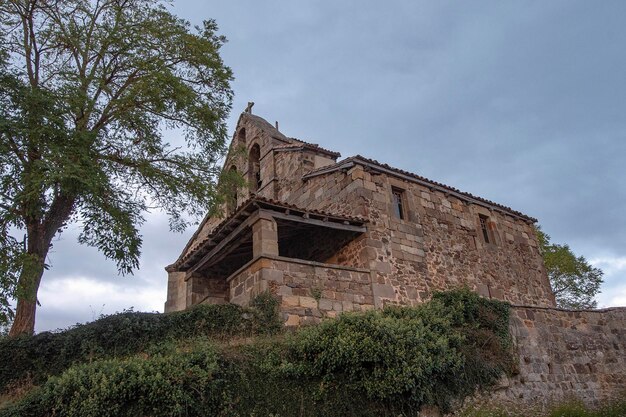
0;293;281;394
1;289;514;416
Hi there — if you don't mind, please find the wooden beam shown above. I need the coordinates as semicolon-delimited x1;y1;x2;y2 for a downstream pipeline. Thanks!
268;210;366;233
187;212;259;274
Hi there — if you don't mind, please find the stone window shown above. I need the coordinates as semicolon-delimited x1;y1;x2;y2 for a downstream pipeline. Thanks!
392;187;405;220
479;214;491;244
248;144;261;192
238;127;246;144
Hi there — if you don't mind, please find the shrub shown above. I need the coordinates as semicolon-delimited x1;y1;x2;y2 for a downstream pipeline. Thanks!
0;289;515;416
0;293;281;394
274;288;513;413
460;396;626;417
1;341;220;417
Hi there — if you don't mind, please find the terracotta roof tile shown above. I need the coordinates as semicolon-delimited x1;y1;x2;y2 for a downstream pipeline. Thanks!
275;139;341;158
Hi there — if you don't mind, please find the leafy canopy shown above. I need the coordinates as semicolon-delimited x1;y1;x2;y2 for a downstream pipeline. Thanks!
0;0;233;325
536;228;603;309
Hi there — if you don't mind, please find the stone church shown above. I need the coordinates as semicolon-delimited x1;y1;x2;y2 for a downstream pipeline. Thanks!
164;108;556;324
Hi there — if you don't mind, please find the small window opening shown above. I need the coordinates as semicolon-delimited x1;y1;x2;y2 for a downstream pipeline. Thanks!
479;214;490;243
392;188;405;220
238;128;246;144
248;144;261;192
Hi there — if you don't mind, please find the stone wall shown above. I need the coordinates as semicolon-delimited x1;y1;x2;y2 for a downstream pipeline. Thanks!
283;164;554;308
228;261;264;307
477;306;626;412
164;271;186;312
227;255;374;325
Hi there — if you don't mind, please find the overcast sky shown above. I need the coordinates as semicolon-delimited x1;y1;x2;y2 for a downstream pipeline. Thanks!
32;0;626;331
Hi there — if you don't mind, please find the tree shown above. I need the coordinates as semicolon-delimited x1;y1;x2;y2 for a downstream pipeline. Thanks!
0;0;233;336
536;228;603;309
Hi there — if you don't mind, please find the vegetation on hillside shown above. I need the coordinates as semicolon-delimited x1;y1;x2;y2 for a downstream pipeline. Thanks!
461;399;626;417
0;289;515;416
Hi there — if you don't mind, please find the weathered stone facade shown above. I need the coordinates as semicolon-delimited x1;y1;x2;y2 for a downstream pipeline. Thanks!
165;110;554;315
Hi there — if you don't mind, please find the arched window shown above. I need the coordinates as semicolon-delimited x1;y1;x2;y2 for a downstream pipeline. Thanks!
237;128;246;145
227;165;238;216
248;144;261;192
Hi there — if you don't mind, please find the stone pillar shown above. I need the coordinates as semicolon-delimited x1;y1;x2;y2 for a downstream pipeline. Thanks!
186;271;210;308
164;270;186;313
252;216;279;257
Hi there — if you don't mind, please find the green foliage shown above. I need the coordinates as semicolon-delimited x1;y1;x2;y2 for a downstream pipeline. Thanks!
278;288;513;412
536;228;604;309
0;0;233;330
0;293;280;394
546;399;626;417
0;290;514;416
249;290;283;335
1;342;220;417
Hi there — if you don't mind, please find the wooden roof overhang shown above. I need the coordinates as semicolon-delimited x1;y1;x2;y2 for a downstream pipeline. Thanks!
167;198;367;278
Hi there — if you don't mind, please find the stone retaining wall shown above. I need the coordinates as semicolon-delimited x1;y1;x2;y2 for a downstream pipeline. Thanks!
476;305;626;413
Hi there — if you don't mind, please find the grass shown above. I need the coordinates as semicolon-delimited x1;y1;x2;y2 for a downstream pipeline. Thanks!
461;397;626;417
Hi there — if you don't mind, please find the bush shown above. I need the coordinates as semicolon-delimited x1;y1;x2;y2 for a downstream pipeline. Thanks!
0;289;514;416
461;397;626;417
0;293;281;394
1;341;220;417
276;288;513;413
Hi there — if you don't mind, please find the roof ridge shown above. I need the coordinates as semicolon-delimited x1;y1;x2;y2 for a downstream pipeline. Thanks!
304;154;536;222
278;138;341;157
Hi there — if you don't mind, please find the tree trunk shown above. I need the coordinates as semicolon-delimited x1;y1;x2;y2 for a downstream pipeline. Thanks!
8;194;74;337
8;233;47;337
10;297;40;336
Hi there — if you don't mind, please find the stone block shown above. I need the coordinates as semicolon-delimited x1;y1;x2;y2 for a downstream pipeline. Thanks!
300;296;318;308
372;283;396;299
278;285;292;296
318;298;334;311
374;262;392;274
282;295;300;307
284;314;300;326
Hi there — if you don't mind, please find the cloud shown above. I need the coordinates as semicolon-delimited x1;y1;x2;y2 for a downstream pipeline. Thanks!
597;287;626;309
591;256;626;277
36;276;166;332
591;256;626;308
33;210;194;332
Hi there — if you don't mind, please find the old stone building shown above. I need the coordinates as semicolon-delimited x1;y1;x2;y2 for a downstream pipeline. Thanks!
164;109;555;322
164;109;626;411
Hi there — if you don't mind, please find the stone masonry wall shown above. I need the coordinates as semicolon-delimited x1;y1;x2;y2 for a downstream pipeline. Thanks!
280;163;554;308
479;306;626;412
227;255;374;325
168;114;622;414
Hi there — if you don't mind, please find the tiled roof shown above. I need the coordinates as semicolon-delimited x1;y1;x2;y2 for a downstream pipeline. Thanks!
166;196;366;271
285;138;341;158
303;155;537;222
